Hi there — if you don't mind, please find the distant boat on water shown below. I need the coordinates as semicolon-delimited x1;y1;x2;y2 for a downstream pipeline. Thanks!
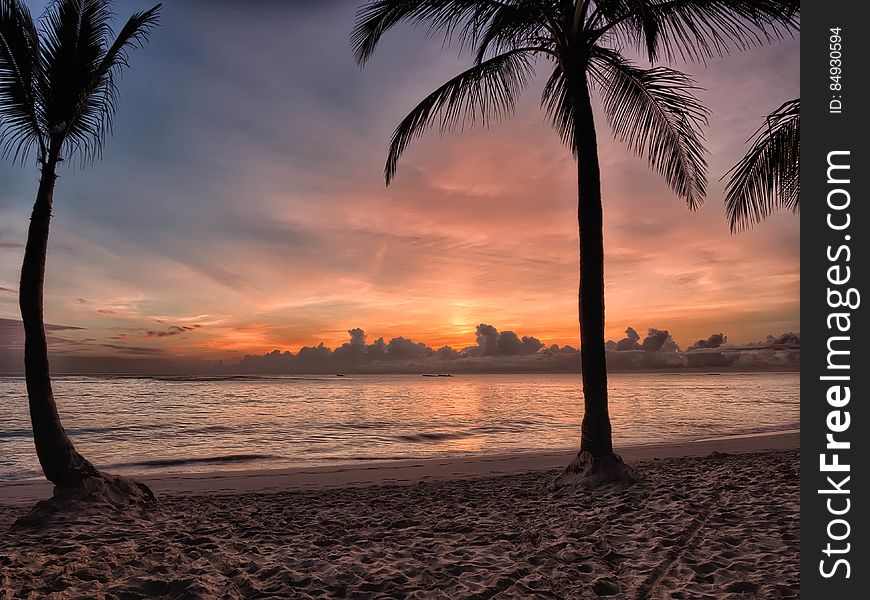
423;373;453;378
335;373;346;377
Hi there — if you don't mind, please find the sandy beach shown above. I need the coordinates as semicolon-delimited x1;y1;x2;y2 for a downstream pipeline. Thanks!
0;432;799;598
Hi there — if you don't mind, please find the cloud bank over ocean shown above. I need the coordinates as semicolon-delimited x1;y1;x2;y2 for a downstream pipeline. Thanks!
0;319;799;374
218;324;800;375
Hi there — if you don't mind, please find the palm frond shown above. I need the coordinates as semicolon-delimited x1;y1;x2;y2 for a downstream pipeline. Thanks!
82;4;161;159
472;1;552;64
589;0;660;60
352;0;503;65
724;98;799;232
385;48;535;184
601;0;799;64
540;63;576;153
38;0;159;164
0;0;44;162
590;47;708;208
99;5;161;75
40;0;114;162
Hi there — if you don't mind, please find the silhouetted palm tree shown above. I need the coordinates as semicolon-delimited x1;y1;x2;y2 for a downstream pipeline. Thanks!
724;98;799;232
352;0;797;484
1;0;160;488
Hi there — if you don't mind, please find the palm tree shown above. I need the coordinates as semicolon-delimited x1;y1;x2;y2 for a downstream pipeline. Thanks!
1;0;160;489
352;0;797;485
724;98;799;232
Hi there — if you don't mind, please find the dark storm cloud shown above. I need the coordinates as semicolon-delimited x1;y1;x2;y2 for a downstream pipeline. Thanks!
497;331;545;355
710;331;800;352
470;324;544;356
228;325;539;373
606;327;679;353
435;345;460;360
545;343;577;355
385;337;434;360
348;327;366;346
608;327;641;351
682;331;800;369
688;333;727;350
641;328;679;353
768;332;800;347
219;325;799;375
474;324;499;355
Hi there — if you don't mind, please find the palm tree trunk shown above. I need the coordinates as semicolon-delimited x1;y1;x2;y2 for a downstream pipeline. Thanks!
19;156;98;488
548;68;633;489
572;74;613;458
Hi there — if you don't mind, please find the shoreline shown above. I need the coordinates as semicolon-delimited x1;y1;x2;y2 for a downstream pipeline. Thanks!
0;369;801;377
0;430;798;506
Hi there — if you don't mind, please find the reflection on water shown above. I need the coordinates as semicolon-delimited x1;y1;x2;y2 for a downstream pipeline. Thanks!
0;372;798;480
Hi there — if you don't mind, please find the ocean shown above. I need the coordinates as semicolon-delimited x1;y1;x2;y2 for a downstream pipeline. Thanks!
0;372;799;481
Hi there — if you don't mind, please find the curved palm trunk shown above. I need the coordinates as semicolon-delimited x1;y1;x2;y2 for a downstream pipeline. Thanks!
572;74;614;459
19;157;98;488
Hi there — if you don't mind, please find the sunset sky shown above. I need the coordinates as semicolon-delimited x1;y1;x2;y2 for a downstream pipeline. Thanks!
0;0;799;368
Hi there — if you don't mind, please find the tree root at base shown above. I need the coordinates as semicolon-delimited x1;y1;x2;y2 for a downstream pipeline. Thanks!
550;450;637;491
14;473;156;528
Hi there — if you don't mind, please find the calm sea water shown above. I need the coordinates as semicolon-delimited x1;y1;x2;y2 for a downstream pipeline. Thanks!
0;373;799;481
